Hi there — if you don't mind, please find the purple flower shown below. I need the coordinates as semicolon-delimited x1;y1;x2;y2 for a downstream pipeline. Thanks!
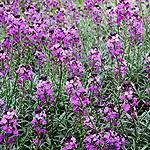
1;125;7;131
0;99;5;106
61;135;77;150
36;127;41;132
33;136;38;143
122;103;130;112
89;62;94;66
145;88;150;93
7;138;15;145
119;94;126;101
32;118;37;124
0;118;7;125
131;113;135;119
40;119;47;125
0;134;5;142
16;64;33;81
84;136;91;143
13;129;19;136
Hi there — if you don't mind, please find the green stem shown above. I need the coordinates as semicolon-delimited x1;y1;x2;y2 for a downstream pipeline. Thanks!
11;73;18;109
133;119;138;150
76;94;97;130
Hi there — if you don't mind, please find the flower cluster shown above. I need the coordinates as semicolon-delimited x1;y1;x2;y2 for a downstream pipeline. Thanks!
65;75;90;114
119;81;136;100
31;105;47;146
106;32;123;55
86;47;102;98
61;135;77;150
128;8;143;38
65;75;82;95
34;75;54;106
143;53;150;81
103;102;119;124
87;46;101;68
101;127;126;150
0;50;10;62
111;57;127;79
88;73;101;91
84;127;126;150
84;0;104;26
69;59;84;74
70;89;89;114
16;64;33;81
114;0;132;23
50;44;72;63
33;50;46;68
0;108;19;149
105;6;116;28
119;81;138;118
82;116;96;129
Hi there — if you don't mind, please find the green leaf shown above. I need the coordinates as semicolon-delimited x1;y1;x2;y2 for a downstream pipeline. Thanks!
141;144;150;150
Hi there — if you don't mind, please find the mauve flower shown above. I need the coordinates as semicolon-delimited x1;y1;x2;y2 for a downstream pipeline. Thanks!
32;118;37;124
0;134;5;142
13;121;18;127
0;99;5;106
132;98;138;107
6;146;11;150
131;113;135;119
104;107;109;113
119;94;126;100
6;126;12;134
36;127;40;132
122;103;130;112
33;136;38;143
84;136;91;143
40;119;47;125
145;88;150;93
0;118;7;125
18;79;22;83
7;138;15;145
1;125;7;131
89;62;94;66
13;129;19;136
16;64;33;81
104;65;108;70
61;135;77;150
146;102;149;106
46;89;53;95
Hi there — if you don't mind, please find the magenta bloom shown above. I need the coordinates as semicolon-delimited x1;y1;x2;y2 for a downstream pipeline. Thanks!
122;103;130;112
7;138;15;145
13;129;19;136
0;108;19;139
61;135;77;150
0;134;5;142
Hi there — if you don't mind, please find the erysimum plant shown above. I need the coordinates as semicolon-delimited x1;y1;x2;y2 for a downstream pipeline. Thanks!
0;0;149;149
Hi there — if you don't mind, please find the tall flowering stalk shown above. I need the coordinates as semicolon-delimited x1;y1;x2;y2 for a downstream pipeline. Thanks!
33;75;53;106
106;32;126;84
143;53;150;106
31;105;47;149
